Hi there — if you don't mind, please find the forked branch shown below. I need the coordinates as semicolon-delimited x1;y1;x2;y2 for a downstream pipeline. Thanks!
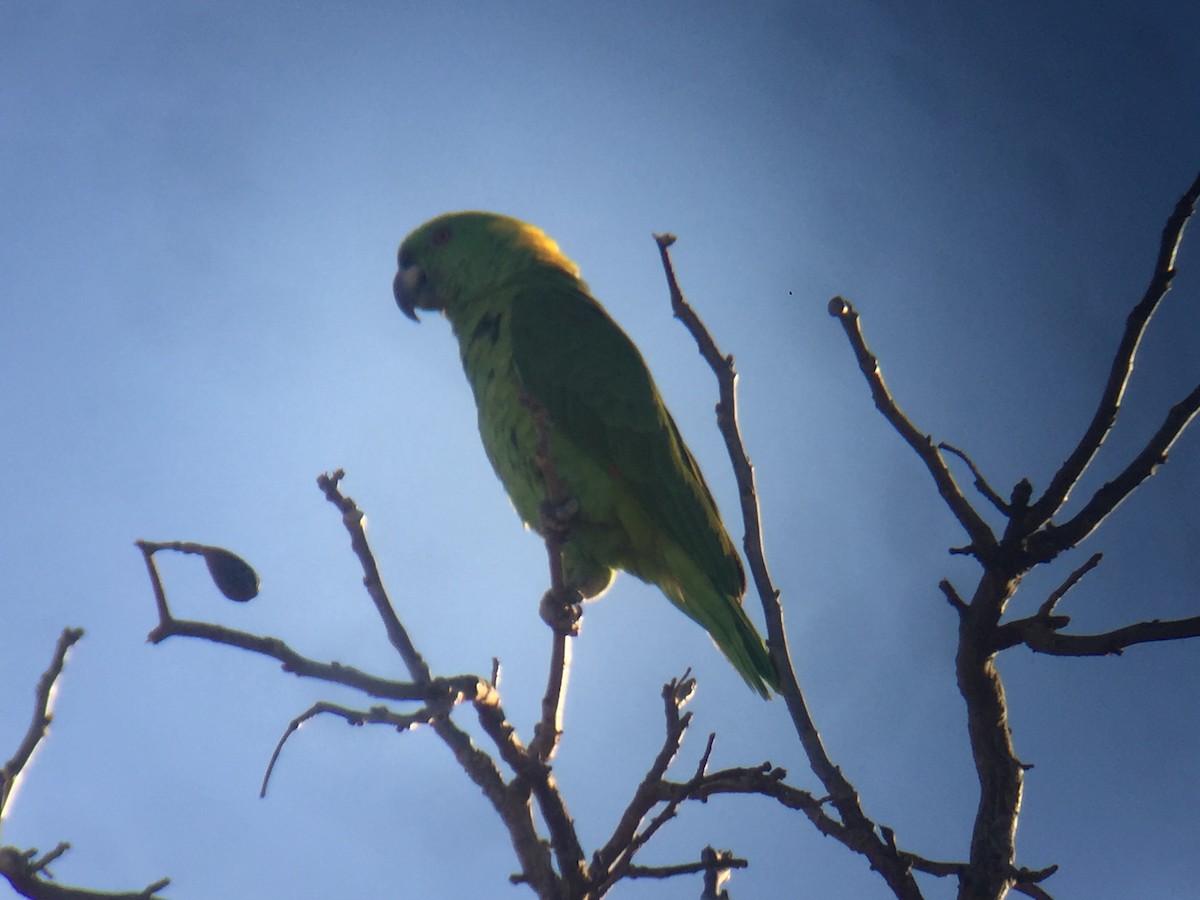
1027;169;1200;528
656;236;924;900
1;630;172;900
828;296;998;561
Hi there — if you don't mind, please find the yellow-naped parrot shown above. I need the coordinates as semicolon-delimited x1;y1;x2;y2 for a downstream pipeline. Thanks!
393;212;778;697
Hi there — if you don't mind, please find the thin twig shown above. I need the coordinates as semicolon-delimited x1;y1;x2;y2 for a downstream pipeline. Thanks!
654;233;782;615
625;851;748;880
1015;614;1200;656
939;579;968;615
1037;552;1103;617
523;396;577;764
1027;169;1200;528
0;846;171;900
589;675;696;895
317;470;433;683
316;471;571;896
261;701;432;797
658;238;923;899
1;629;83;820
829;297;997;561
612;732;719;881
939;442;1010;515
1027;382;1200;563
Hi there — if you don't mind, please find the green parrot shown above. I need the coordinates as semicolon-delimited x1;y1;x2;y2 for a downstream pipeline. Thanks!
393;212;778;697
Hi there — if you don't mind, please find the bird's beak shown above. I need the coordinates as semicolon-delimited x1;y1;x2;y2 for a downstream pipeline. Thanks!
393;266;421;322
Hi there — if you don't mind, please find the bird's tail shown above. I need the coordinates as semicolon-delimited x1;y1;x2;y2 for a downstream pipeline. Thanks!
663;576;780;699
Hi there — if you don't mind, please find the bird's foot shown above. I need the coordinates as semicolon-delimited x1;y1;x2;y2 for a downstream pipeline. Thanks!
540;587;583;637
539;496;580;537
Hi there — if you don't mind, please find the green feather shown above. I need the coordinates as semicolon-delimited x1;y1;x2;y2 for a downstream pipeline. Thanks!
395;212;779;697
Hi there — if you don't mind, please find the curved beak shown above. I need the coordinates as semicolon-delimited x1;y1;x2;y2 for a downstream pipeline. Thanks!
393;267;420;322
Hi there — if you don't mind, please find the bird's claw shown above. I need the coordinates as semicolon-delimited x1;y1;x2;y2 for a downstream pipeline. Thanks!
540;588;583;637
539;496;580;536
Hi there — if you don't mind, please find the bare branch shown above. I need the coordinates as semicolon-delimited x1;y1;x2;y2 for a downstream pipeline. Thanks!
1;632;173;898
1013;614;1200;657
2;628;83;820
137;538;490;704
524;395;578;764
657;240;924;900
590;678;706;896
634;732;718;858
828;297;998;562
591;674;695;889
939;579;968;615
1037;552;1103;618
317;471;578;896
1028;169;1200;527
653;233;786;653
316;470;433;683
625;849;747;881
1011;863;1060;899
261;701;431;798
137;473;583;898
1028;383;1200;562
939;442;1010;515
650;763;845;842
0;846;170;900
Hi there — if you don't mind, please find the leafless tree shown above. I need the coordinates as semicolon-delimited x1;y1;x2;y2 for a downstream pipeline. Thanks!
9;172;1196;900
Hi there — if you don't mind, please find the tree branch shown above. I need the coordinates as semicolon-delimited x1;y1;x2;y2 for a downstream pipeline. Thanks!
260;701;433;797
0;846;170;900
625;848;746;882
1027;169;1200;528
939;442;1011;516
137;482;573;897
1;632;171;900
1036;552;1103;618
523;395;578;765
137;542;480;703
306;475;585;896
590;674;696;890
1027;382;1200;563
828;296;998;562
316;469;433;683
657;237;925;900
2;628;83;821
1007;614;1200;657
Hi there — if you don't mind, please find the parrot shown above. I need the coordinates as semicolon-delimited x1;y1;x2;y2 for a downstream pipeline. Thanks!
393;211;778;697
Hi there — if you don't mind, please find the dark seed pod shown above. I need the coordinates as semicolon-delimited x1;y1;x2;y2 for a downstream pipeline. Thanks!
202;546;260;602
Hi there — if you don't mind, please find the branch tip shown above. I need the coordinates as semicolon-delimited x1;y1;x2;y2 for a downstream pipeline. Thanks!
828;296;852;317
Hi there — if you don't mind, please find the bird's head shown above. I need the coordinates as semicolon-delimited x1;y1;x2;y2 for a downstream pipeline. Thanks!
393;211;579;321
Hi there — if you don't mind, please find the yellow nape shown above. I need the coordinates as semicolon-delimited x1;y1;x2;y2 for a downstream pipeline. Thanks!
515;221;581;278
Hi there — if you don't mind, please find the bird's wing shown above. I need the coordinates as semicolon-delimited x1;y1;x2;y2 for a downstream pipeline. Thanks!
508;273;744;598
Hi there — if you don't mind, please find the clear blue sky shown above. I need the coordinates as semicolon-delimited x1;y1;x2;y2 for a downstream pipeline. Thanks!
2;2;1198;897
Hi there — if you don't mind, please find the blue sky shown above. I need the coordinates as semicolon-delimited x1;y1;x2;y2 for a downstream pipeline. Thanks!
2;2;1198;897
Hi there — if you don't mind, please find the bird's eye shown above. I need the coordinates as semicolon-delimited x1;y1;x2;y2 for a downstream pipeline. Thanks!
432;226;452;247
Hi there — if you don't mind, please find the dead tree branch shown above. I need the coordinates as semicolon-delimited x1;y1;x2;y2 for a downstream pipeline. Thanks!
656;235;924;900
1026;169;1200;529
939;442;1011;516
142;469;779;899
1;629;81;821
1027;381;1200;563
1003;614;1200;657
316;469;432;683
1036;552;1103;618
830;171;1200;899
1;631;171;900
827;295;998;562
0;846;170;900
